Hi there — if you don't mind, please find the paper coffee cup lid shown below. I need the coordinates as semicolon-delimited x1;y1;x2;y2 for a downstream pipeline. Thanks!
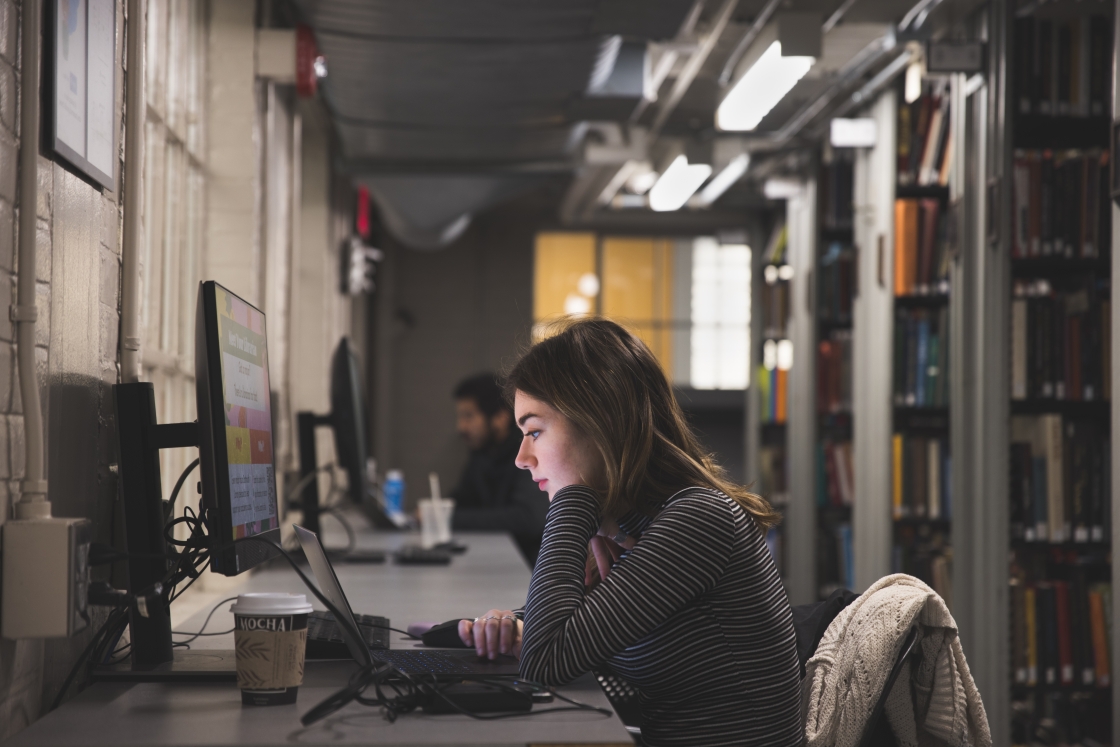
230;592;313;616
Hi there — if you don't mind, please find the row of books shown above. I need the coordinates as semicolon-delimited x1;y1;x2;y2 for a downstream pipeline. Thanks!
759;444;787;497
818;330;852;415
897;79;953;187
1011;690;1111;747
818;243;854;325
1011;281;1111;402
1013;14;1111;118
893;306;950;408
893;198;952;297
757;365;789;424
820;154;854;231
1010;578;1112;688
892;525;952;606
819;524;851;591
1011;415;1111;544
760;277;791;339
1011;149;1110;260
891;433;951;520
817;439;854;509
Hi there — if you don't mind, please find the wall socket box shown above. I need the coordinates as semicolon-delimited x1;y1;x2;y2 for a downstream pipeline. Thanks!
2;518;92;639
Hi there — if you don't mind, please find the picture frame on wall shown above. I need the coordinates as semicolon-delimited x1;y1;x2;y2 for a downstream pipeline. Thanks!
48;0;116;191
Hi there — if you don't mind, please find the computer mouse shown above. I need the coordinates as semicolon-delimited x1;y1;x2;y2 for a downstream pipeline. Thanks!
421;619;472;648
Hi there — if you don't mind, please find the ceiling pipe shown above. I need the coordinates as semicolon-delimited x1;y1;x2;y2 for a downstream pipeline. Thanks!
717;0;781;86
651;0;740;136
13;0;47;516
120;0;145;384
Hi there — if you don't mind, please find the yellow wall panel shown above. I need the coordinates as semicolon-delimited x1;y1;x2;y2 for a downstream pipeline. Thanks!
533;233;597;321
601;238;674;371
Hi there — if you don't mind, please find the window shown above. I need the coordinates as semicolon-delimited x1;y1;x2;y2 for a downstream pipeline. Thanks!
140;0;207;516
533;233;751;390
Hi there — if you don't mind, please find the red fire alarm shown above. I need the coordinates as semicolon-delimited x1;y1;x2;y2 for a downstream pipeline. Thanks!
356;186;371;240
296;25;322;98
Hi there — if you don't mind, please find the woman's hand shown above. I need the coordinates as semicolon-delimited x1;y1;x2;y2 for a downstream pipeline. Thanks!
586;519;637;585
458;610;523;660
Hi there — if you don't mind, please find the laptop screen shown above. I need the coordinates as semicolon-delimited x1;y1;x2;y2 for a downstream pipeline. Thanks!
294;525;373;666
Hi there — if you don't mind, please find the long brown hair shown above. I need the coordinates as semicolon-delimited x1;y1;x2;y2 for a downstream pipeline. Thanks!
505;317;780;530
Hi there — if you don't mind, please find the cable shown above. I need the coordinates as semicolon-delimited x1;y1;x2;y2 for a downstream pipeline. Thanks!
167;458;199;509
171;595;238;645
325;509;357;554
49;606;130;712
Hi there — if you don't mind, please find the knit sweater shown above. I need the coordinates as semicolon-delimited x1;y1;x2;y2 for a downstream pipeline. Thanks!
519;485;803;747
802;574;992;747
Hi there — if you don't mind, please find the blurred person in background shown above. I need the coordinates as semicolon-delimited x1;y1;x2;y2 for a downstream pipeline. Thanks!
450;373;548;565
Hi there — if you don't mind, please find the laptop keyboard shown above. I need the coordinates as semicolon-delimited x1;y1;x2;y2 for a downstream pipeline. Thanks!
308;610;390;651
373;649;478;675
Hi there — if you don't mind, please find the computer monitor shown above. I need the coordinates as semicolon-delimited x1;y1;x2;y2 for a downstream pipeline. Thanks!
296;337;399;533
330;338;371;509
195;281;281;576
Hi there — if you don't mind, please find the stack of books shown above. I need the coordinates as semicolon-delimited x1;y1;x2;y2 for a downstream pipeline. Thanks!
897;79;954;187
1012;149;1110;259
893;307;950;408
1013;15;1112;117
818;330;852;414
1010;578;1112;688
1011;280;1111;402
894;198;953;296
1011;415;1111;544
891;434;951;520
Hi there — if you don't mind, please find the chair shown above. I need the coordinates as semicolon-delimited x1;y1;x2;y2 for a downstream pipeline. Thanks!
857;625;920;747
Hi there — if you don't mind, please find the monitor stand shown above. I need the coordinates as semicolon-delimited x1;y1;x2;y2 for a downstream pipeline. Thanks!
114;381;200;675
92;649;237;683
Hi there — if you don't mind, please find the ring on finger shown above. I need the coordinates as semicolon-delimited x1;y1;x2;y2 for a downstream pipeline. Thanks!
500;615;515;620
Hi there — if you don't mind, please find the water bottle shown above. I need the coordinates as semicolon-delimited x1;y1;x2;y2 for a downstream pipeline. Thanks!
383;469;405;515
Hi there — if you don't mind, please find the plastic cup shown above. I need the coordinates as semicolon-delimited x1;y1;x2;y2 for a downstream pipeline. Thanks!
230;593;313;706
419;497;455;548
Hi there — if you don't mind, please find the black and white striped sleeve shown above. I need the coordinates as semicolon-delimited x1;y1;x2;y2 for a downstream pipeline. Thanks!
518;485;734;685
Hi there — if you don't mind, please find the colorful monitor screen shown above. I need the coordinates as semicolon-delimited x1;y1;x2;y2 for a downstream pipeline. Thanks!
214;285;277;540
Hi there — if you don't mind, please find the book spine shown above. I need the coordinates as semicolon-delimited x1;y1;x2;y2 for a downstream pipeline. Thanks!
892;434;904;520
1055;581;1074;685
1025;585;1039;685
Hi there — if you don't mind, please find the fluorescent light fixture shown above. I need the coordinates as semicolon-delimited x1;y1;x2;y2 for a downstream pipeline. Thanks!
692;154;750;207
905;60;922;103
830;118;878;148
716;41;814;132
763;177;803;200
648;155;712;212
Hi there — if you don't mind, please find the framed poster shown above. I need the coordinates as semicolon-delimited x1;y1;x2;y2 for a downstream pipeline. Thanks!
49;0;116;190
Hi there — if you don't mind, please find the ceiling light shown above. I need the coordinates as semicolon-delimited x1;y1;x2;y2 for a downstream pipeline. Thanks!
716;41;814;132
763;177;803;200
830;118;878;148
691;154;750;207
648;155;712;212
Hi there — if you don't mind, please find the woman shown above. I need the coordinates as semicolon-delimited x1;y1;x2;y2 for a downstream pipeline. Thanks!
460;318;802;747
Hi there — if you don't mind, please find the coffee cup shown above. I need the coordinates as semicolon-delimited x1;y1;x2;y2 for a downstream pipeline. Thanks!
419;497;455;549
230;592;313;706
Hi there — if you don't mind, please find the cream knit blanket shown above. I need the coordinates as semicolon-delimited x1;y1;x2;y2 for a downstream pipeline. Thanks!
802;574;991;747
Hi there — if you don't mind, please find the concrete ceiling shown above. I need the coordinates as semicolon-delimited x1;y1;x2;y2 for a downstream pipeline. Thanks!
291;0;983;246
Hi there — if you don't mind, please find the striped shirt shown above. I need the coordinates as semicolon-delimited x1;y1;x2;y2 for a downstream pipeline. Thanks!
519;485;803;747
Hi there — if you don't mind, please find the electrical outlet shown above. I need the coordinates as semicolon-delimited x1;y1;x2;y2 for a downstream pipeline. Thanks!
2;518;92;639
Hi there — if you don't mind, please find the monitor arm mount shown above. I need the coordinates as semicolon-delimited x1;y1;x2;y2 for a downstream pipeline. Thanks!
114;381;199;670
295;411;333;534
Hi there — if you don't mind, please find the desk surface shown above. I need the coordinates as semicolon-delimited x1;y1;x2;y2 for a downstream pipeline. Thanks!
4;521;631;747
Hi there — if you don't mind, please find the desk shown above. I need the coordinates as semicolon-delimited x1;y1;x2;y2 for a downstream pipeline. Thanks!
3;522;632;747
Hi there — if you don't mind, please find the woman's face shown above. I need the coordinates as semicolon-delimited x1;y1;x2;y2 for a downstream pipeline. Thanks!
513;390;600;501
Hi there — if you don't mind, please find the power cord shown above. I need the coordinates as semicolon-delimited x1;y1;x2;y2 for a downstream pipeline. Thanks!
171;596;239;647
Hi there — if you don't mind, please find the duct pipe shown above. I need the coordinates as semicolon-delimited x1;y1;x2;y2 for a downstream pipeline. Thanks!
120;0;144;383
13;0;47;516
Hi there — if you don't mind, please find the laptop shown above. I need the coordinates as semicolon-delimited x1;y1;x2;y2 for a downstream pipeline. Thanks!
294;525;521;679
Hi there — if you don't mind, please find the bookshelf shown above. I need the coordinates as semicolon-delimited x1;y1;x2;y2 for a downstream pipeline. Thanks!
1005;4;1115;744
757;221;792;586
890;73;957;605
816;148;855;599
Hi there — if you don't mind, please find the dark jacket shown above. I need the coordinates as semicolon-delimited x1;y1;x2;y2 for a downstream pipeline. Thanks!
450;429;548;565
